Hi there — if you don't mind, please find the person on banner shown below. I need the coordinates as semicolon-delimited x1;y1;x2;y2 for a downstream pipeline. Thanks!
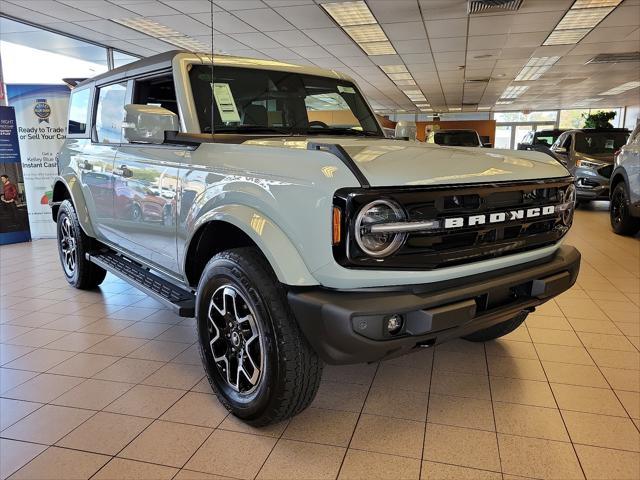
1;174;19;225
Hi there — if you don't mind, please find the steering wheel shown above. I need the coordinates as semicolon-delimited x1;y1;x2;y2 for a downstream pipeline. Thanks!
308;120;329;129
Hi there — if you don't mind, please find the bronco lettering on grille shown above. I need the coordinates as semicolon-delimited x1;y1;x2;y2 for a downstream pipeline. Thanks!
443;205;556;229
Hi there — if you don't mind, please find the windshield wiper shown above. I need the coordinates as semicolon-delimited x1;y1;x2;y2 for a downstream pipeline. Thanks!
306;127;381;137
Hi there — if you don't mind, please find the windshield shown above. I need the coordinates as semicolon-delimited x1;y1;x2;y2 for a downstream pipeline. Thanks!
189;65;382;137
574;132;629;155
433;131;480;147
534;131;562;146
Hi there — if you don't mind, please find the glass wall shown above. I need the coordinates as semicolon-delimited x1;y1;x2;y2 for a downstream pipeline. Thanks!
559;108;624;129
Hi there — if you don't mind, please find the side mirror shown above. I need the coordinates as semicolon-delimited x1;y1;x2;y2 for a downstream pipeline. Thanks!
123;104;179;144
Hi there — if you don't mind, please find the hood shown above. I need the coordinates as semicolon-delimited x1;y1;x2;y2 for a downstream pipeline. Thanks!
575;151;615;165
243;137;570;187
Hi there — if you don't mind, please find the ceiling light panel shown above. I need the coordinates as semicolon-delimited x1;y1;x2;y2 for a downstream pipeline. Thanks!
543;28;591;45
359;41;396;55
380;65;408;74
501;85;529;98
343;24;387;43
555;7;613;29
112;18;184;37
599;81;640;95
514;56;560;81
572;0;621;7
496;100;514;105
394;79;416;85
388;73;413;80
320;1;377;26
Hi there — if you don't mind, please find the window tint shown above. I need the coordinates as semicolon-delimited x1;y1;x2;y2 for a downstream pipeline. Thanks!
95;82;127;143
68;88;90;135
133;74;178;116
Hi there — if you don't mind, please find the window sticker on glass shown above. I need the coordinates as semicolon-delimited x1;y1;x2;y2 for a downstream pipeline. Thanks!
337;85;355;94
213;83;240;123
605;139;615;149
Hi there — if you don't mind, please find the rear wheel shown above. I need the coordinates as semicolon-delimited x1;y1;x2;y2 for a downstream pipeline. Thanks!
463;311;529;342
196;247;322;426
610;182;640;235
56;200;106;289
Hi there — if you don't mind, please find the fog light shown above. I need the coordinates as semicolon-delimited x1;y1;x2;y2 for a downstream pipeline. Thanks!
386;314;403;335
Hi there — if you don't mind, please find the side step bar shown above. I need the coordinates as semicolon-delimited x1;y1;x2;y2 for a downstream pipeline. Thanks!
86;250;196;317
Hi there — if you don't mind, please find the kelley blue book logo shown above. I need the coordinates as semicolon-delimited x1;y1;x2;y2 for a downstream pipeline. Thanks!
34;98;51;123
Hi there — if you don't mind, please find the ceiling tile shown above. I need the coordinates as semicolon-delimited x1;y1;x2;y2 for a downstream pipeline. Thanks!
196;12;256;32
304;27;353;45
382;22;427;41
148;15;211;35
468;35;508;51
430;36;467;52
118;1;181;16
419;0;468;20
9;0;99;21
368;0;422;23
275;5;334;29
392;39;430;54
214;1;266;10
290;45;333;59
469;15;513;36
425;18;467;38
165;0;213;13
232;8;294;31
506;31;548;47
59;0;143;18
232;32;282;49
324;43;364;57
264;29;315;47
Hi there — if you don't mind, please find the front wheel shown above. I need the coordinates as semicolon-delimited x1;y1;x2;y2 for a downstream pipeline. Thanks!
610;182;640;236
56;200;106;289
196;247;322;426
463;311;529;342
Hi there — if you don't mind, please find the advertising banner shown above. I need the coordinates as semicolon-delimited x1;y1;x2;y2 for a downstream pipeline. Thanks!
0;106;31;244
7;84;69;238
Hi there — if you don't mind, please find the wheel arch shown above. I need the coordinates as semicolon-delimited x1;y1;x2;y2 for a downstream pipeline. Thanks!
183;206;318;289
609;168;628;199
50;176;97;238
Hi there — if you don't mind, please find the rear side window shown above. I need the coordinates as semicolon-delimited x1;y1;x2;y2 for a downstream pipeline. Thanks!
95;82;127;144
68;88;90;135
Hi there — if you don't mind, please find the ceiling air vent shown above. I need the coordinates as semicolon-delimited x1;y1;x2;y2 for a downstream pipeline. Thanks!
465;78;491;83
468;0;523;14
586;52;640;64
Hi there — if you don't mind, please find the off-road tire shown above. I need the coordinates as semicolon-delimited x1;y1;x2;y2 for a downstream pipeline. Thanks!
56;200;106;289
463;310;529;342
196;247;323;426
610;182;640;236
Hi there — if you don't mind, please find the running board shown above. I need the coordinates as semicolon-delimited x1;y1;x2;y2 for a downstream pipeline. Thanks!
86;250;196;317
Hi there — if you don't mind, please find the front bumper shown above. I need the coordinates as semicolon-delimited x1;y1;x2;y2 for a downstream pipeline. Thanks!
288;245;580;364
575;166;610;200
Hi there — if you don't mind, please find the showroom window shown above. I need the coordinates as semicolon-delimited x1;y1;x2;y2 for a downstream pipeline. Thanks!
68;88;91;135
95;82;127;144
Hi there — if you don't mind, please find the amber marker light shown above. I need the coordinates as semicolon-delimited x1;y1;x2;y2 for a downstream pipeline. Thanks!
332;207;342;245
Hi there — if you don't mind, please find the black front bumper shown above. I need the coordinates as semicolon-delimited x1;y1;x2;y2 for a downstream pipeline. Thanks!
288;245;580;364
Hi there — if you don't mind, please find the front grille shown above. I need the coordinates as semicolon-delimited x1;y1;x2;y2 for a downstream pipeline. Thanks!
334;178;572;270
597;165;613;178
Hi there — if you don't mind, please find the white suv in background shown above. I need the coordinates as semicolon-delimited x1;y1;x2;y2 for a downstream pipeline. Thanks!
610;124;640;235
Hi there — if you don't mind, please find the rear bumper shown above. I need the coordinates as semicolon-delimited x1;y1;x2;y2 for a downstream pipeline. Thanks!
288;245;580;364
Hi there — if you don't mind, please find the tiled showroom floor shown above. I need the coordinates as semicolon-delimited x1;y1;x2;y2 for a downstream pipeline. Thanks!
1;204;639;480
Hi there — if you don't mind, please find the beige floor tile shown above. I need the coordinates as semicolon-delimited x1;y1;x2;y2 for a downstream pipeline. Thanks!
485;339;538;359
155;325;196;343
557;298;608;320
430;371;490;399
535;344;594;365
3;348;75;372
433;350;487;375
44;332;108;352
577;332;636;351
588;348;639;370
0;325;32;342
106;306;158;321
85;335;148;356
600;367;640;392
9;446;109;480
543;361;608;388
616;390;640;419
0;345;34;366
138;309;182;324
171;344;201;365
6;328;67;348
311;380;369;413
160;391;228;428
533;300;564;317
420;461;501;480
282;407;358;447
42;314;99;332
529;327;582;347
185;429;276;479
52;378;132;410
57;411;151;455
568;317;622;335
93;458;178;480
115;321;172;339
0;439;47;479
383;348;433;371
338;449;420;480
47;352;118;378
217;413;288;438
423;423;500;471
498;433;584;479
141;362;204;390
2;404;94;444
562;410;640;451
119;419;211;468
427;394;495;431
350;414;425;459
493;402;569;441
0;368;38;394
501;324;532;342
174;469;234;480
487;356;546;381
322;363;378;385
552;383;628;416
256;439;344;480
127;339;191;362
0;398;41;431
363;386;428;421
104;384;185;418
371;363;430;393
6;311;64;329
3;373;83;403
490;377;556;408
615;321;640;337
78;318;135;335
92;357;164;383
526;314;573;331
575;444;640;480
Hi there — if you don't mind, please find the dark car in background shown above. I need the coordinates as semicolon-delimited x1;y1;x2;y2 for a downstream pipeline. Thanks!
518;129;566;151
551;128;630;204
433;129;484;147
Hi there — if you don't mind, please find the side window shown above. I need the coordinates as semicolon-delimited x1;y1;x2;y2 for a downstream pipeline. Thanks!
133;74;179;116
95;82;127;144
562;134;572;150
68;88;90;135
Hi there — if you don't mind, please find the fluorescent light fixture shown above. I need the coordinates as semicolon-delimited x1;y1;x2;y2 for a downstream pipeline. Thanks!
388;73;413;81
359;41;396;55
380;65;408;74
496;100;513;105
162;36;209;51
514;56;560;81
573;0;621;6
112;17;183;37
343;24;387;43
402;90;422;96
449;107;462;111
393;79;416;86
415;103;430;107
501;85;529;98
544;28;591;45
555;7;613;29
599;81;640;95
478;106;492;110
320;1;376;26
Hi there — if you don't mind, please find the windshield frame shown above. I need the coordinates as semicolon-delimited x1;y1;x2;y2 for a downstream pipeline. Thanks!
187;64;384;138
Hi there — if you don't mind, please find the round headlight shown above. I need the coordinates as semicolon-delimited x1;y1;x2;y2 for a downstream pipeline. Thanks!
562;184;576;226
355;200;406;258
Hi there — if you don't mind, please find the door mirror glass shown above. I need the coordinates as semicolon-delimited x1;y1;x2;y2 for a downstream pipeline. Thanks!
123;104;179;144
